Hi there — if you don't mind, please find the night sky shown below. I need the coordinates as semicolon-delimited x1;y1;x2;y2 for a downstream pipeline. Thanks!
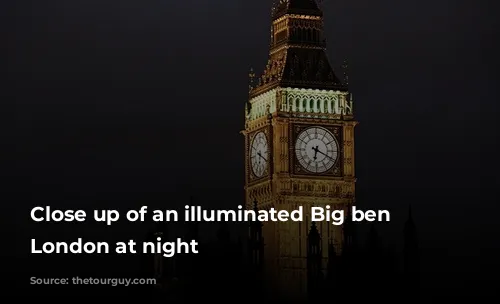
5;0;499;299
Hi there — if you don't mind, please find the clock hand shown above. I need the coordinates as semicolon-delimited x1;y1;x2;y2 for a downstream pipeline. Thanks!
312;145;319;160
313;147;336;160
257;151;267;162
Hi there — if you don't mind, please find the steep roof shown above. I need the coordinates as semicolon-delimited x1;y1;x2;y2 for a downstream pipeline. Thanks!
273;0;323;19
280;47;343;89
250;1;346;98
250;45;345;97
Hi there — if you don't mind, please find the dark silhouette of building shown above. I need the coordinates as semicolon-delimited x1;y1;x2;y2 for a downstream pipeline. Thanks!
247;199;265;298
307;222;323;301
139;191;420;303
325;239;338;282
342;206;358;257
248;199;264;271
147;220;182;302
145;199;421;303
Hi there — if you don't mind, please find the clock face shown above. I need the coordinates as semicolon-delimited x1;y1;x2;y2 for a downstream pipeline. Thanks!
250;131;268;178
295;126;339;173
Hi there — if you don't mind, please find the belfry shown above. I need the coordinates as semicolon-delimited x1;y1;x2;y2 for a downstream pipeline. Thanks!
242;0;357;299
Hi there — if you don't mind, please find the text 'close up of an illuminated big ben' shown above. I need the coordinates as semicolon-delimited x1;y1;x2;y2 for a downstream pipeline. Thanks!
242;0;357;299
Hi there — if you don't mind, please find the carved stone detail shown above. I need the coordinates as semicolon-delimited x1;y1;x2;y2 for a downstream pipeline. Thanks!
243;2;358;296
277;87;353;120
247;182;273;203
276;179;355;199
246;118;271;132
256;51;287;88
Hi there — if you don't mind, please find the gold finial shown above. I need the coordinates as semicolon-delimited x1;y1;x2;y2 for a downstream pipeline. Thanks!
342;59;349;86
248;67;256;92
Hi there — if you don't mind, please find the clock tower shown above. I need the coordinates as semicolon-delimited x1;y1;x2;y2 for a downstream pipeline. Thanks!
242;0;357;298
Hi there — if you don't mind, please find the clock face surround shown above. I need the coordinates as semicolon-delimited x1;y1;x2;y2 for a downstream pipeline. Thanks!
295;126;339;174
250;131;268;178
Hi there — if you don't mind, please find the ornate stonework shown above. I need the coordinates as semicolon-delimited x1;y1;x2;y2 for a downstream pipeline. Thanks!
246;181;273;205
276;178;355;199
249;1;346;99
246;87;353;126
243;0;357;298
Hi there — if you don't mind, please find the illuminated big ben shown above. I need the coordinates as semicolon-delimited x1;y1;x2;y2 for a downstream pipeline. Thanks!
242;0;357;299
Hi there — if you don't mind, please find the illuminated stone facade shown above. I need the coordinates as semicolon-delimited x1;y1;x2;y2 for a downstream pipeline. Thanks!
242;0;358;299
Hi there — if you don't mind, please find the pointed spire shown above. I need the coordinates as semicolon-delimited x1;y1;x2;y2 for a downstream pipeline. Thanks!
248;67;255;92
307;219;323;298
249;198;263;237
308;221;321;245
248;198;264;270
307;221;321;253
309;221;319;235
342;59;349;86
342;205;356;255
271;0;278;18
326;238;337;280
